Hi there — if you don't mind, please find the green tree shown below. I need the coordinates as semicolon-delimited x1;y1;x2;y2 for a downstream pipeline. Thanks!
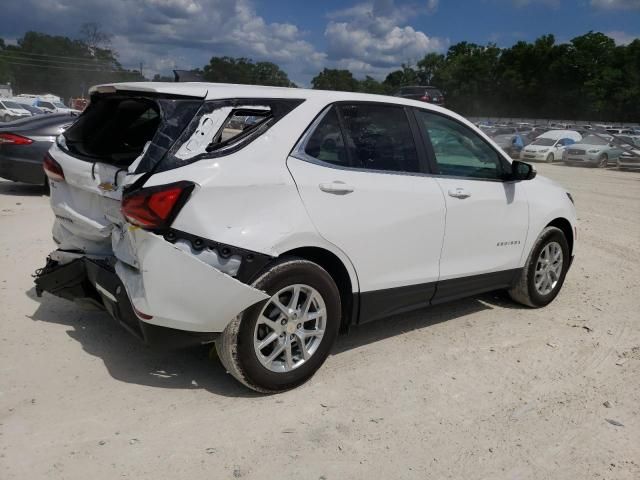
202;56;294;87
383;64;419;90
0;29;143;100
311;68;359;91
357;75;388;94
416;53;445;85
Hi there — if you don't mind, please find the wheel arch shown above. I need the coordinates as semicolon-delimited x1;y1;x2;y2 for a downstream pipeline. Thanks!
279;246;357;332
546;217;574;255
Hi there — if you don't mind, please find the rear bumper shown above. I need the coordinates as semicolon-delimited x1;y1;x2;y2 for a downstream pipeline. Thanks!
35;229;270;347
34;257;220;349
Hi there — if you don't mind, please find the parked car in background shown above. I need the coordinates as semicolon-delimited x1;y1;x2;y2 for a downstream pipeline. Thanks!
492;129;535;158
606;128;634;135
0;113;75;185
17;103;46;116
395;86;445;107
0;99;32;122
521;130;581;163
34;82;577;393
617;145;640;170
33;99;79;114
563;134;623;167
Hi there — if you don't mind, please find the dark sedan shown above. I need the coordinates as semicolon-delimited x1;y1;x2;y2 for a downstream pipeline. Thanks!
0;113;76;185
394;86;445;107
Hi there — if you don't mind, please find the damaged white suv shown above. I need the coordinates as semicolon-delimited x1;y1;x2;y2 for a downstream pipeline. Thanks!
35;82;577;392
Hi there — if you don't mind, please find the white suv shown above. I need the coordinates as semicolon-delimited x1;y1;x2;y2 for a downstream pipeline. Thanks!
35;82;577;392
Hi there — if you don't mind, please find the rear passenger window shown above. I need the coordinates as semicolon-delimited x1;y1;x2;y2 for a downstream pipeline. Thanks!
304;107;348;166
210;107;272;149
338;104;420;173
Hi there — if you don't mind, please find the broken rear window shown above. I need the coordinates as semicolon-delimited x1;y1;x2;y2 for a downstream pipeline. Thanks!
60;93;202;170
157;98;304;173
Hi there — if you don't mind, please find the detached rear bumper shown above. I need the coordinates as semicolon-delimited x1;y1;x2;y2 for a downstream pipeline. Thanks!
35;229;270;347
34;258;220;349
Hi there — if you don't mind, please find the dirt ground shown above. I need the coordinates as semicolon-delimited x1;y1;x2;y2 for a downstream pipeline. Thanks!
1;163;639;479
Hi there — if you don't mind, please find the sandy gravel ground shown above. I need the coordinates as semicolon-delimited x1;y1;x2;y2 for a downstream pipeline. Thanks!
1;164;639;479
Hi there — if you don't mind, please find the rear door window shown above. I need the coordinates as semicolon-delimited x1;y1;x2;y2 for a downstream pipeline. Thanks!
303;107;348;166
338;103;420;173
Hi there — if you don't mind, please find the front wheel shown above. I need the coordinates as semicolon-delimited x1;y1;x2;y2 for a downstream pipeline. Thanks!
509;226;570;308
546;153;554;163
598;154;608;168
216;258;341;393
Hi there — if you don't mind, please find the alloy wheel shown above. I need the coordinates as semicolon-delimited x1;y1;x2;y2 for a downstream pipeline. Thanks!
534;241;563;296
253;284;326;373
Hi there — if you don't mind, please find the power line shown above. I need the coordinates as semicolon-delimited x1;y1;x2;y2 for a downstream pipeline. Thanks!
0;51;119;68
0;59;140;73
0;48;118;63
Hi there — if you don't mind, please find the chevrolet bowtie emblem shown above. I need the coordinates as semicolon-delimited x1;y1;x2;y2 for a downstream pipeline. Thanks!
98;182;116;192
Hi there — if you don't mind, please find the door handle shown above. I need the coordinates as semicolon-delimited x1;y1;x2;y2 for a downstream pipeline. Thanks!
448;187;471;199
319;181;354;195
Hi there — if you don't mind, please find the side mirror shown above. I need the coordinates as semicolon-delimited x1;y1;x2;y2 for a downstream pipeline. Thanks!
510;160;536;181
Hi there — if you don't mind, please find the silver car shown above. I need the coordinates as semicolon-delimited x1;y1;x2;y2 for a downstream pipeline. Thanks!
563;135;624;167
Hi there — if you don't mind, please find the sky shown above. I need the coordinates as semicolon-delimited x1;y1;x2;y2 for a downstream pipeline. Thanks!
1;0;639;85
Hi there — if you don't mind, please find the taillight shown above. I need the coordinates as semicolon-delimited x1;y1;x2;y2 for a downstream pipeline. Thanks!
420;94;431;102
0;133;33;145
43;153;65;182
121;181;195;230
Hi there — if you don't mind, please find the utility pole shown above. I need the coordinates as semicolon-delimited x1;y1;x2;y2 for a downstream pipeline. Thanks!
139;62;143;78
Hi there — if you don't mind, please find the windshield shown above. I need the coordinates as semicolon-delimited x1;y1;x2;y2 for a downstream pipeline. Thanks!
53;101;67;108
581;135;609;145
3;101;24;109
531;138;556;146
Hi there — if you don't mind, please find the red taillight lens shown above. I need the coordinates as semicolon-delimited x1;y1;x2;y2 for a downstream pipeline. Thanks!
121;181;194;230
0;133;33;145
420;94;431;102
43;153;65;182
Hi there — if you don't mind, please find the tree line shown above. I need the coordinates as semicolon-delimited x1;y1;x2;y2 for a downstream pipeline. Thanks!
0;26;144;101
309;32;639;122
1;29;638;121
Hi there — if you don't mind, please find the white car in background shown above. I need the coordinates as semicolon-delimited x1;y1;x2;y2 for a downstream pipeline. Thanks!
0;99;32;122
33;99;79;114
521;130;582;163
34;82;577;392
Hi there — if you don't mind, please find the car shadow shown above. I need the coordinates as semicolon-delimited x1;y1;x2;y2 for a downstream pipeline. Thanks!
25;287;260;398
26;287;522;396
333;290;514;354
0;180;47;196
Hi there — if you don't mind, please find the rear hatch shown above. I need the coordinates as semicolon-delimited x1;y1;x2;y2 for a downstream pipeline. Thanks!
48;88;204;258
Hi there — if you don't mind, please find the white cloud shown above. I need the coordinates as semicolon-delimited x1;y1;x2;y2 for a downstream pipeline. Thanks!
605;30;639;44
325;0;447;78
591;0;640;9
2;0;326;81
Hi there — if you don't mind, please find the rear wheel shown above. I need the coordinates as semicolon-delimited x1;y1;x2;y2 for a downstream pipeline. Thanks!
216;258;341;393
1;114;9;123
509;226;570;308
546;153;554;163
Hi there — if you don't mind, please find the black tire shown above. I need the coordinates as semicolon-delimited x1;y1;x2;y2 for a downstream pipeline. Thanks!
509;226;571;308
546;153;554;163
216;257;341;393
598;154;608;168
1;114;9;123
